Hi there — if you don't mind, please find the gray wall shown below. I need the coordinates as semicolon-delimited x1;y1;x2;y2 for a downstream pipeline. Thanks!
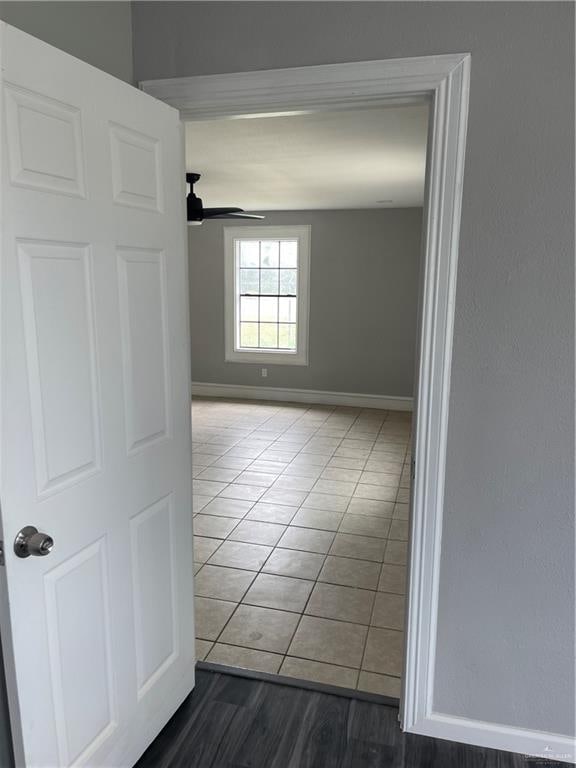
135;2;576;737
0;5;134;764
0;1;133;83
189;209;422;397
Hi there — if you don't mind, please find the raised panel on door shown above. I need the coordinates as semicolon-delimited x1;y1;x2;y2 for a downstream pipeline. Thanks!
117;247;171;454
17;239;102;495
130;494;179;700
44;538;117;766
109;122;162;212
4;83;85;197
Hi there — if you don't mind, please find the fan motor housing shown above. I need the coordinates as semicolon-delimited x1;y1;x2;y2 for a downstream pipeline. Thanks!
186;192;203;222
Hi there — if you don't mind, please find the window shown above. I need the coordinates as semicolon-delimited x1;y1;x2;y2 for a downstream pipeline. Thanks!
224;225;310;365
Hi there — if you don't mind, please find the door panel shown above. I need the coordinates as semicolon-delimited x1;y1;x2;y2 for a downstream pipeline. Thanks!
18;239;102;494
4;84;86;198
0;23;194;768
117;247;170;453
109;123;162;212
130;494;178;699
44;539;117;766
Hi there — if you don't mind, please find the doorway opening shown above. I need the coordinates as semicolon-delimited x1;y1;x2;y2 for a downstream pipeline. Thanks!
141;53;470;736
186;101;427;699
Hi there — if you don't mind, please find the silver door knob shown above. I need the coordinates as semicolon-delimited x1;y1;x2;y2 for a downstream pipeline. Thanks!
14;526;54;558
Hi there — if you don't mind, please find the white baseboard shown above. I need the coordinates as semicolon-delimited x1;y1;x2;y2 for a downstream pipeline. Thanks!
409;713;575;765
191;382;413;411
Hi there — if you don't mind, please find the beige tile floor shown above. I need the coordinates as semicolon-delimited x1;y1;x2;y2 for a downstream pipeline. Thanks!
192;397;411;698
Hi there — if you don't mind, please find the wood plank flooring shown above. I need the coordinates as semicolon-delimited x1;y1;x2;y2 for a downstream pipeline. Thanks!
134;669;567;768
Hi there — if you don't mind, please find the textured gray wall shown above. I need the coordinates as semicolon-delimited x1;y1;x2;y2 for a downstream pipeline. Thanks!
189;209;422;397
135;2;575;736
0;4;134;763
0;1;133;83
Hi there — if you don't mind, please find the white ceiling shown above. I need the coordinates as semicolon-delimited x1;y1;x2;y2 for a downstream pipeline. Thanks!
185;104;429;212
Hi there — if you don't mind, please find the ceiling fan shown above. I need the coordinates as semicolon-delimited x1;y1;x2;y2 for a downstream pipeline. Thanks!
186;172;265;225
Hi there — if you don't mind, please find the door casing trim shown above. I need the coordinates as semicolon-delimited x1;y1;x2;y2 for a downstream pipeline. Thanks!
143;56;572;762
142;52;470;738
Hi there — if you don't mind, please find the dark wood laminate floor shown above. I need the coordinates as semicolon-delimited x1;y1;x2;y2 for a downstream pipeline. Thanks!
135;669;567;768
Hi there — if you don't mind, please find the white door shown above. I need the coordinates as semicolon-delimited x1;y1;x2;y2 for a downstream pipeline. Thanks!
0;23;195;767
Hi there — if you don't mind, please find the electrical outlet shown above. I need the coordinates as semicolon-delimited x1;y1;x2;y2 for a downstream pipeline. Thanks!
261;368;268;378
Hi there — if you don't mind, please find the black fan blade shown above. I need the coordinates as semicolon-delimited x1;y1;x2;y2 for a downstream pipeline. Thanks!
214;213;266;220
204;208;265;220
202;207;242;216
186;176;266;223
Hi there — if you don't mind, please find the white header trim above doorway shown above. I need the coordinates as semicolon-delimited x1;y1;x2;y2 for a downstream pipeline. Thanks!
139;55;462;121
142;55;571;763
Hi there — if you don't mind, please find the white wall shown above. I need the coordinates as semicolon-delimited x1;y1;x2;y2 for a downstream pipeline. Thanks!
132;1;576;739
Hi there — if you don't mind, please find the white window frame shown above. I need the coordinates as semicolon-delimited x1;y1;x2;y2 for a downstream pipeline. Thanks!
224;225;310;365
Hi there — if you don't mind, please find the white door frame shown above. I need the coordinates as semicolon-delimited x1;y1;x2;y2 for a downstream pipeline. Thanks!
141;52;471;743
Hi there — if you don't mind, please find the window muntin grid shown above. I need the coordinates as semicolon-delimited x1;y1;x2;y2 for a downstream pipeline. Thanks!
235;238;298;352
